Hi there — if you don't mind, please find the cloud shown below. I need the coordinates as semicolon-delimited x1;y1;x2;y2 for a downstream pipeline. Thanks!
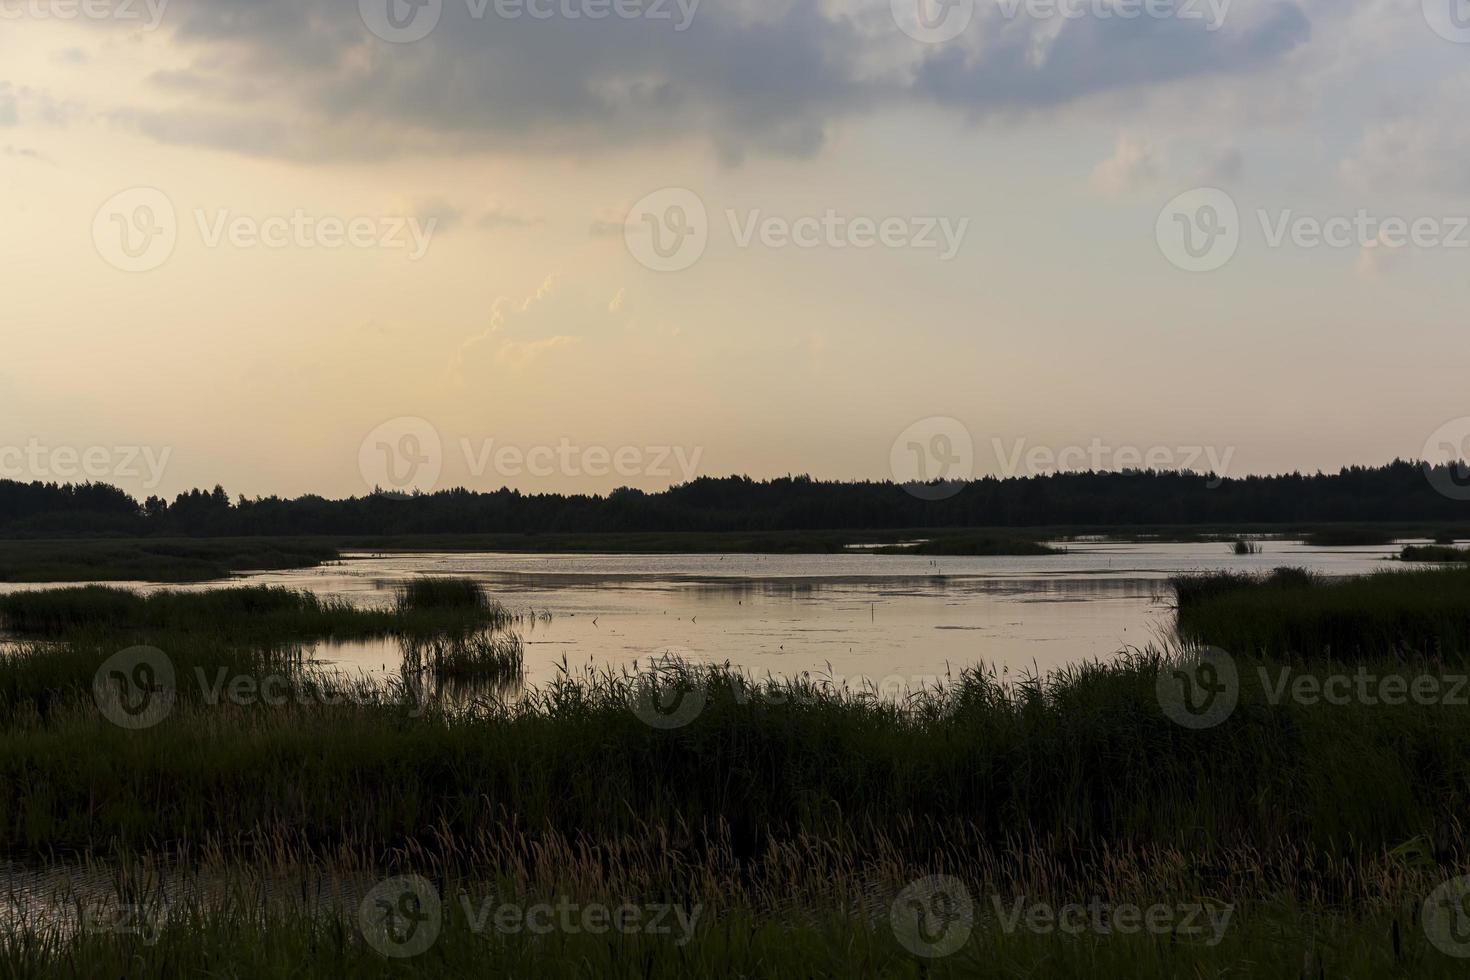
1340;109;1470;197
1089;133;1158;197
452;275;616;381
108;0;1312;162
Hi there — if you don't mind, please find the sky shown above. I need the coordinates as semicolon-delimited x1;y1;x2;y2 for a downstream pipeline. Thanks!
2;0;1468;499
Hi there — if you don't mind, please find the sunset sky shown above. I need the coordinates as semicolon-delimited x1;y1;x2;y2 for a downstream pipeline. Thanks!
3;0;1467;498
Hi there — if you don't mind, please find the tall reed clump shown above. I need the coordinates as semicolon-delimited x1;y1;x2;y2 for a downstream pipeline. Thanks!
401;631;524;682
1173;565;1470;659
1231;539;1261;555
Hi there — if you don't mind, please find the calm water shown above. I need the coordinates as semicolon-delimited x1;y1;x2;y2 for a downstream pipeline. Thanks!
1;539;1406;685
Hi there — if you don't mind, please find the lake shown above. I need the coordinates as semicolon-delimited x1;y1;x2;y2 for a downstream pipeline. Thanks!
0;538;1405;686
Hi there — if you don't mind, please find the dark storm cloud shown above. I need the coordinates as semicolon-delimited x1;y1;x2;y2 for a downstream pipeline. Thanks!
125;0;1312;160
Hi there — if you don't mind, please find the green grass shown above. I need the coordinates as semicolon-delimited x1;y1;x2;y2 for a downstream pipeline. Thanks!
1173;565;1470;658
0;538;339;583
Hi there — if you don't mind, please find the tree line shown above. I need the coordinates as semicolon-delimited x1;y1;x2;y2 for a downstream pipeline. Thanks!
3;461;1469;538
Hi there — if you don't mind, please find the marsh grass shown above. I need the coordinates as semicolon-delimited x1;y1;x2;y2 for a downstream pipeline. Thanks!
394;577;491;613
1402;545;1470;564
0;583;511;639
1;839;1467;979
2;645;1469;880
401;631;524;682
1173;565;1470;658
1231;538;1261;555
0;538;338;583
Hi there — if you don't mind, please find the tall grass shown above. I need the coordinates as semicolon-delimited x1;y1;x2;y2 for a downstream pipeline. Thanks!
1173;565;1470;658
2;645;1468;876
401;631;524;682
394;577;490;613
1402;545;1470;564
0;584;511;639
0;538;338;583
